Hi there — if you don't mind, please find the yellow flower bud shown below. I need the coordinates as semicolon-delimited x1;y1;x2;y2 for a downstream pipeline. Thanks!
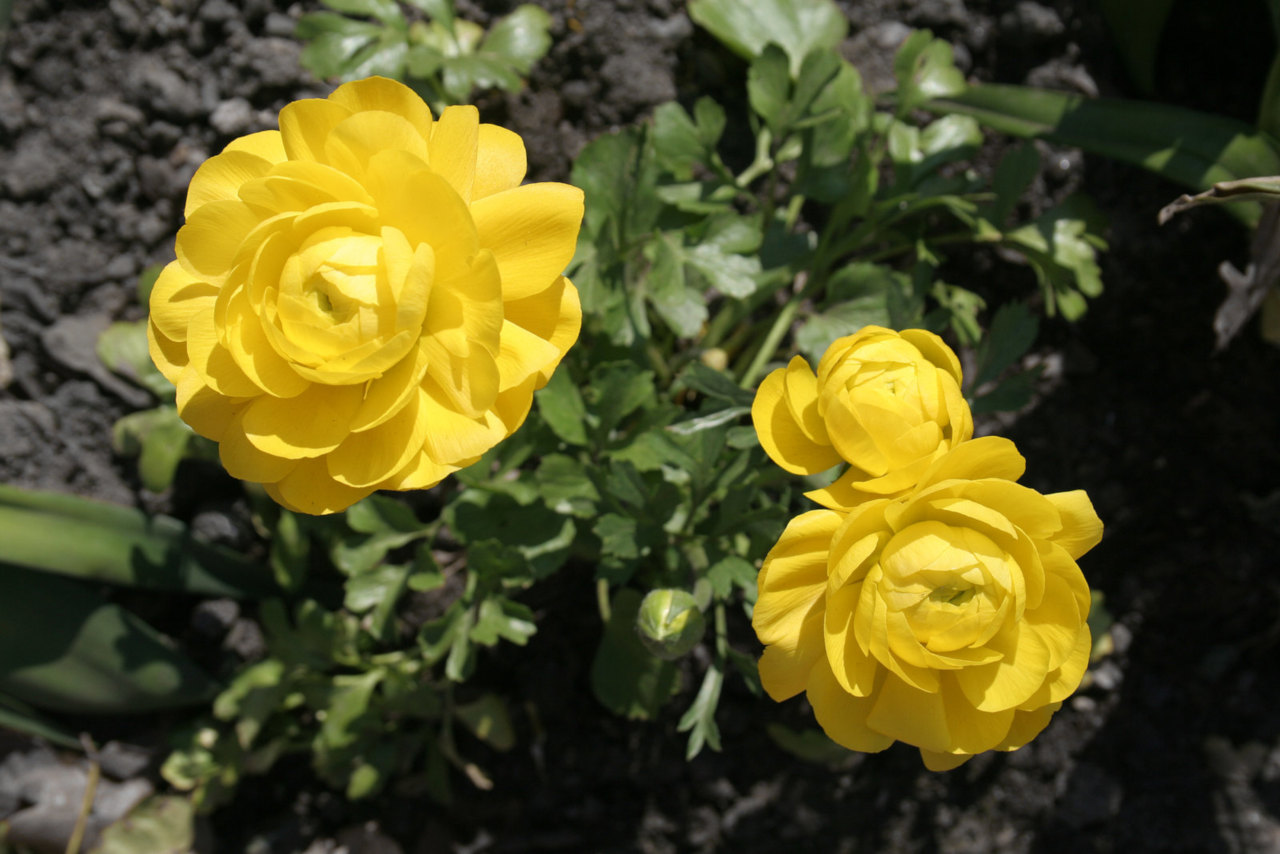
751;326;973;509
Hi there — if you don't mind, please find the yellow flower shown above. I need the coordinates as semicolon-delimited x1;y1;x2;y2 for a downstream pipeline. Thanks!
752;436;1101;770
147;77;583;514
752;326;973;508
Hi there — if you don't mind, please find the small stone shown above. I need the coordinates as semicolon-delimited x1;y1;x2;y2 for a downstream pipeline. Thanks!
210;97;253;136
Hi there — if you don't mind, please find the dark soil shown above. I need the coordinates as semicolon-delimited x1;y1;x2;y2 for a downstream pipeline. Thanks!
3;0;1280;852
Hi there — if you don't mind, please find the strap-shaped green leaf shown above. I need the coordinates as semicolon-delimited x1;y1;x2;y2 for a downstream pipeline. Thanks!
929;84;1280;226
0;567;218;713
0;484;275;598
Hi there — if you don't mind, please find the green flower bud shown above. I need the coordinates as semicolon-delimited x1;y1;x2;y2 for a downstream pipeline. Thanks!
636;589;706;660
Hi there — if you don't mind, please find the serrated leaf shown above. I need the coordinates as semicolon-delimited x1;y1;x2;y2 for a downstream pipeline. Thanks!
747;44;791;133
321;0;405;27
587;361;656;436
686;243;761;298
535;367;589;446
705;556;757;599
95;795;196;854
893;30;965;113
987;142;1040;224
648;234;707;337
448;491;574;578
346;494;422;535
469;596;536;648
678;361;756;406
796;296;891;363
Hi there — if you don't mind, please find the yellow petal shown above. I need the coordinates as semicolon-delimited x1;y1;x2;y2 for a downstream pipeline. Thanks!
1025;569;1087;670
241;382;363;459
757;603;825;702
365;151;478;282
382;447;457;490
429;105;479;202
238;160;374;213
997;703;1058;751
278;97;351;163
218;411;298;484
496;318;562;392
349;341;432;433
149;261;217;343
327;388;430;488
221;290;310;398
222;130;287;162
901;328;963;384
175;199;259;282
265;457;375;515
954;624;1050;712
752;509;842;646
175;368;246;442
939;676;1015;753
471;182;584;300
147;320;187;384
824;586;880;697
824;393;889;476
326;76;434;142
1046;490;1104;559
419;374;510;465
501;275;581;384
866;671;951;753
751;361;841;475
186;150;275;219
185;306;263;398
919;749;973;771
324;110;429;180
806;658;893;753
473;123;527;200
919;436;1025;488
1044;627;1090;702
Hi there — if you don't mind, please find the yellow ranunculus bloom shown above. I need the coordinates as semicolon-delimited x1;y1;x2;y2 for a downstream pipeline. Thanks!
148;77;583;514
753;436;1101;770
752;326;973;509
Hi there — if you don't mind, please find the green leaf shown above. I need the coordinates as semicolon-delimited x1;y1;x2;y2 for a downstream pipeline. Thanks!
677;361;756;407
653;102;707;177
705;556;757;599
534;453;600;517
586;361;656;437
321;0;405;27
346;494;422;535
0;691;79;748
676;662;723;759
685;243;761;298
688;0;847;74
535;367;589;446
590;589;680;720
971;301;1039;390
213;658;289;747
448;491;575;578
747;44;791;133
0;484;275;598
469;596;536;648
453;692;516;751
970;367;1038;415
404;0;455;29
0;566;218;713
796;296;891;363
647;234;707;338
893;30;965;114
480;5;551;75
95;796;196;854
1003;196;1107;318
987;142;1040;224
929;83;1280;226
319;670;382;753
134;411;193;492
1097;0;1175;94
572;126;661;245
97;320;172;399
298;22;380;79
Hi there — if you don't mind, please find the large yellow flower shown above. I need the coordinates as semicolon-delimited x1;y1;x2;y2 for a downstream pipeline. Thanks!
752;327;973;508
752;436;1101;770
148;77;583;514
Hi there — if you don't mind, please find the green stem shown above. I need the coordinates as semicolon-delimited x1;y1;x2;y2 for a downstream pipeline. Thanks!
737;293;801;390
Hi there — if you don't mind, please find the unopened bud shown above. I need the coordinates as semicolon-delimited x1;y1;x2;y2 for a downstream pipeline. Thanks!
636;588;705;660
